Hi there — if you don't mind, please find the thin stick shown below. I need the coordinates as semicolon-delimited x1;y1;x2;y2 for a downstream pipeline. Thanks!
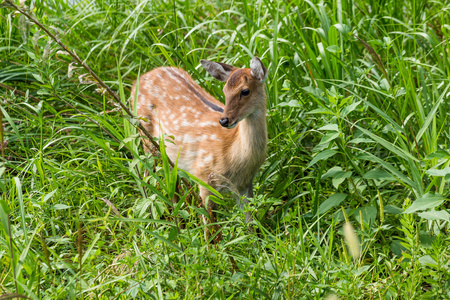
6;0;198;202
0;82;41;102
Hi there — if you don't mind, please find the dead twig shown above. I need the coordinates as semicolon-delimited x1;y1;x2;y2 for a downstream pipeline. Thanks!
5;0;199;203
0;82;41;102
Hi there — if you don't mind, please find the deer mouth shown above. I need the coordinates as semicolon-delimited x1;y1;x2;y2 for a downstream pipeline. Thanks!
227;121;238;129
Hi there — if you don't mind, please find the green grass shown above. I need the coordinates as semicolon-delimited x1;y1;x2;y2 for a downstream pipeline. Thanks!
1;0;450;298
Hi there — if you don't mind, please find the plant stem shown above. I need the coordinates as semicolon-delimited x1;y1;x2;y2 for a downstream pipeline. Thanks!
5;0;198;202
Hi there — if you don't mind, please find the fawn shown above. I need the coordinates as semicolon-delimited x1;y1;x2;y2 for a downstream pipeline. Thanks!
132;57;268;238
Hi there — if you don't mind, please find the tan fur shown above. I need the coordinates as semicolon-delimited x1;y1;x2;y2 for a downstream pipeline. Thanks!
131;61;267;231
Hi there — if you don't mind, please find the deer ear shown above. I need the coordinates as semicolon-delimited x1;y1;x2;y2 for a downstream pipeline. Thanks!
201;60;236;82
250;57;268;82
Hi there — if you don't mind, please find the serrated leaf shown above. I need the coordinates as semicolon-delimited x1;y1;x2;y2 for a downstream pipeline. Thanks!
404;193;445;214
307;149;338;168
318;193;347;215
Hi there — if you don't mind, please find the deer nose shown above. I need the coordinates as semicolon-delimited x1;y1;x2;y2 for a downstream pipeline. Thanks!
219;117;229;127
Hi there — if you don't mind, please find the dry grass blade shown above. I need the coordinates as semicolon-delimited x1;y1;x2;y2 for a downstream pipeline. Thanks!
354;34;391;87
0;293;32;300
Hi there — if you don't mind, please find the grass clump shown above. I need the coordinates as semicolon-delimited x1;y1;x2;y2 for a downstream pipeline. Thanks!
1;0;450;298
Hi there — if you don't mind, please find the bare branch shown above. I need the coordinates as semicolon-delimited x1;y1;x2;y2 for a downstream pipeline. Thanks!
5;0;198;202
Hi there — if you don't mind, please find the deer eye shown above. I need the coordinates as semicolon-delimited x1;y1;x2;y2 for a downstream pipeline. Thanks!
241;89;250;97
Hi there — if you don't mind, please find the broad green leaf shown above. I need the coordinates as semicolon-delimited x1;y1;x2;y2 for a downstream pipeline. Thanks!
341;100;361;117
418;255;438;267
363;169;394;181
404;193;445;214
348;138;374;144
307;107;334;115
355;206;377;226
277;100;302;107
417;210;450;222
333;23;351;34
322;166;343;179
326;45;341;53
318;193;347;215
52;204;71;210
332;171;352;189
314;132;339;149
322;167;353;188
318;124;339;131
307;149;338;168
426;167;450;177
384;205;403;214
425;150;450;160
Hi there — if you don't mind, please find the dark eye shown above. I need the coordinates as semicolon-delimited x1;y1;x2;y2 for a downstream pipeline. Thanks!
241;89;250;96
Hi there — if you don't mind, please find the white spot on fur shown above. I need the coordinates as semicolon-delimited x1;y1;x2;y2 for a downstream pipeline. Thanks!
183;135;197;143
181;120;190;127
198;121;218;127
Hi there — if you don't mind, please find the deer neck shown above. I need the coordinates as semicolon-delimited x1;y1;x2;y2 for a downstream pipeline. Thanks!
233;106;267;160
